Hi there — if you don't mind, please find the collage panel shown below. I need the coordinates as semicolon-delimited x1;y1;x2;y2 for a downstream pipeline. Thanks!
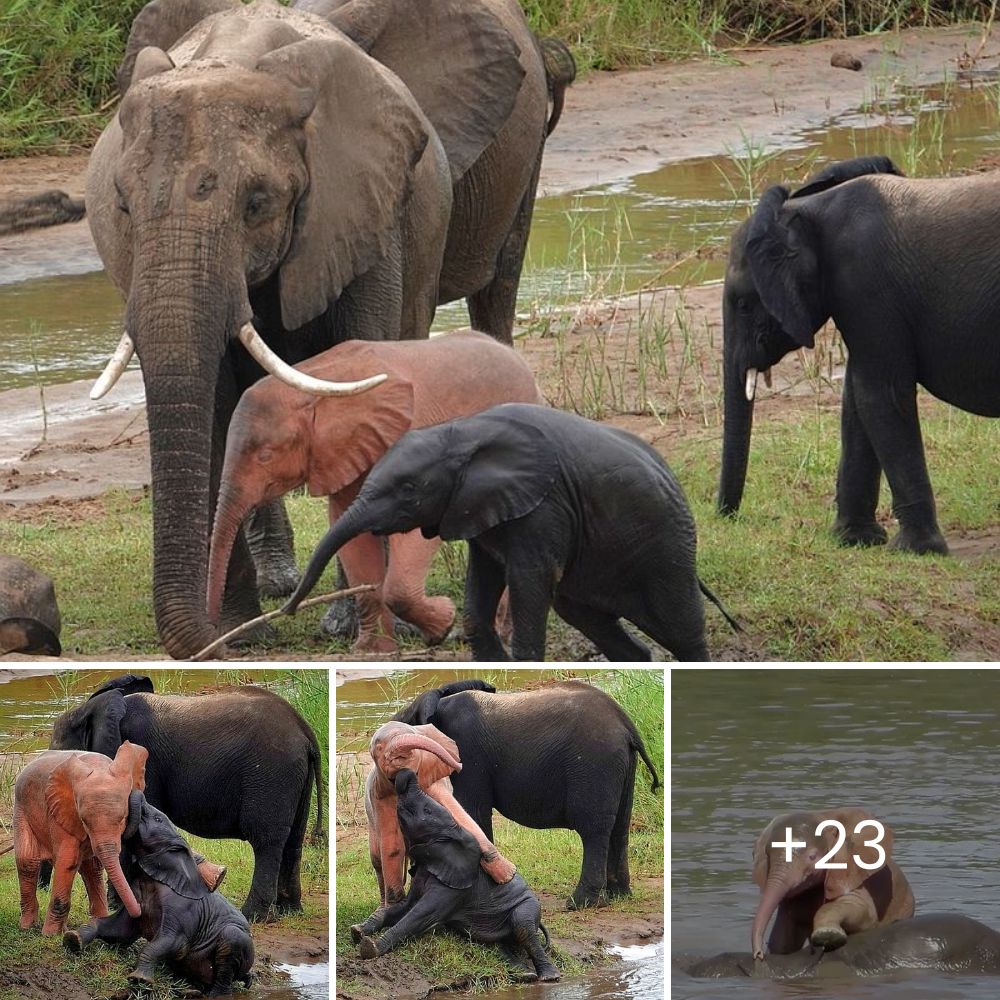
335;667;665;1000
672;667;1000;998
0;667;329;1000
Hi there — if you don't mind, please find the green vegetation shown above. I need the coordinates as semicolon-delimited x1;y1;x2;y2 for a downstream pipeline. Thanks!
2;0;998;154
334;669;664;996
0;670;329;999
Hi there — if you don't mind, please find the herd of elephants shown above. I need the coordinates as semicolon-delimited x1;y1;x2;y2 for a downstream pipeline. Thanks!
0;0;995;665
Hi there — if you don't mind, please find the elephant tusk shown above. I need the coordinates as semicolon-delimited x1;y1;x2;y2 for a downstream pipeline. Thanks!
237;323;388;396
745;368;758;402
91;331;135;400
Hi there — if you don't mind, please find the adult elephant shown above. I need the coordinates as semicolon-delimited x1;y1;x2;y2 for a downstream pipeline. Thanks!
717;155;1000;555
87;0;572;658
47;674;322;921
393;679;660;908
681;914;1000;979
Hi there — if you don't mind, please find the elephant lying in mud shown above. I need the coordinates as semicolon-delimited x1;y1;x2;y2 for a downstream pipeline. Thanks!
680;914;1000;979
719;154;1000;555
352;769;560;982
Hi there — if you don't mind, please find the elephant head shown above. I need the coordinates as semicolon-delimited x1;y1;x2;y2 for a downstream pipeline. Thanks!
206;359;416;624
751;807;895;959
369;721;462;793
46;742;149;919
85;0;437;657
391;680;497;726
50;684;138;758
281;409;557;611
717;156;903;516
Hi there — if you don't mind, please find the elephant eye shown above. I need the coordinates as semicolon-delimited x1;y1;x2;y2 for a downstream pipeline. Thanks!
245;188;272;224
400;481;416;494
115;184;130;216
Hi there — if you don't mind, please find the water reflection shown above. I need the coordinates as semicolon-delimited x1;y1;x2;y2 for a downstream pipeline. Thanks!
672;669;1000;999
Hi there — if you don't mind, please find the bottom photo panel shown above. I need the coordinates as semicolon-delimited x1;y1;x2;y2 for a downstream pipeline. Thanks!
672;667;1000;999
0;667;329;1000
335;667;665;1000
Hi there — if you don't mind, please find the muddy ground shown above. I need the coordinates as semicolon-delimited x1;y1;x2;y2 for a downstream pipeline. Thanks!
1;24;998;660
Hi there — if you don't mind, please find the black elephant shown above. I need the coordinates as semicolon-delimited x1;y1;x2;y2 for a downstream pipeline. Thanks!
64;795;255;995
351;769;559;982
680;913;1000;979
718;154;999;555
391;679;659;909
283;403;737;660
48;673;322;920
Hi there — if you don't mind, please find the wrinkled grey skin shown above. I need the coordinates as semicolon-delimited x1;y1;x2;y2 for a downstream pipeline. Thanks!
680;914;1000;979
284;403;735;661
351;769;560;982
0;554;61;656
393;679;658;909
48;673;322;921
64;796;254;996
719;154;1000;555
86;0;572;659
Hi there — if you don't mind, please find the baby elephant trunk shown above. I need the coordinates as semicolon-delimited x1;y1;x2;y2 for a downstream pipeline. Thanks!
751;878;789;958
386;734;462;775
95;841;141;918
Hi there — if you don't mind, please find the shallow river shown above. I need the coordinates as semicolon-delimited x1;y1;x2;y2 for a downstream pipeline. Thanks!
672;669;1000;999
2;79;999;389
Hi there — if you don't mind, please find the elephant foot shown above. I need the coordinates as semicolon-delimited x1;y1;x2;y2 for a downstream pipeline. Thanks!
567;887;608;910
223;616;275;648
63;930;83;954
256;563;300;599
889;526;949;556
359;935;380;960
810;926;848;951
19;913;39;931
390;595;456;646
833;518;888;548
128;969;155;984
537;965;561;982
350;924;364;944
481;851;517;884
352;632;400;655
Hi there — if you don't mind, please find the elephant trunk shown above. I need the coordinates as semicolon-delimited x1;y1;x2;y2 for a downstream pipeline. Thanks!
385;733;462;774
717;312;755;516
124;790;144;841
128;253;249;659
281;501;374;613
94;840;141;918
207;480;257;626
751;876;788;958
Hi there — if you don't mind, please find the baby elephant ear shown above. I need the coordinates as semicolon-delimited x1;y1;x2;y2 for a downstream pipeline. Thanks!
138;847;214;899
438;414;558;541
409;830;481;890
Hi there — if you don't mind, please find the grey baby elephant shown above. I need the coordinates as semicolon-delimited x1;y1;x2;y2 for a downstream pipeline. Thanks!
352;768;560;982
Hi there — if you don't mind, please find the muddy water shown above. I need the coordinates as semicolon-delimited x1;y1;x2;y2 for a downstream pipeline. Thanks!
3;81;999;390
672;669;1000;999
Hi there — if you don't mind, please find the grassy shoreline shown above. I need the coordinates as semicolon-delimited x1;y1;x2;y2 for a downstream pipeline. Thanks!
334;670;664;998
2;1;998;155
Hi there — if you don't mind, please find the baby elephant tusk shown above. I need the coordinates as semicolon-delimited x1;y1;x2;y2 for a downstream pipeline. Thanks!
745;368;758;402
237;323;387;396
91;331;136;400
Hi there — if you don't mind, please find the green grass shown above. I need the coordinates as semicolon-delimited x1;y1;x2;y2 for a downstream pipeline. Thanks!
2;0;998;154
334;670;664;995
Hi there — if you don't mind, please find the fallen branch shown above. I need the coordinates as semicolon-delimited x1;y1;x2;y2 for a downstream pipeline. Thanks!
0;190;85;236
189;584;376;661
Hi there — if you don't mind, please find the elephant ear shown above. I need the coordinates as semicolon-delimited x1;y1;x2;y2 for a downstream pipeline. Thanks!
792;155;902;200
305;361;415;497
409;827;481;890
326;0;525;181
110;741;149;791
437;416;558;541
138;847;213;899
393;680;496;726
744;184;827;349
89;674;154;700
256;36;431;333
117;0;237;95
820;807;894;898
751;821;774;889
76;690;128;758
45;758;90;840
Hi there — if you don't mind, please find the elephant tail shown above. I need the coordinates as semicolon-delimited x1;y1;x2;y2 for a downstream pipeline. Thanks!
310;738;325;840
538;37;576;136
699;578;742;634
539;921;552;952
0;190;85;237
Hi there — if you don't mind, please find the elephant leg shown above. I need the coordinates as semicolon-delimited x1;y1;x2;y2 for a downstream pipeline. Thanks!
383;531;455;644
833;368;888;548
43;843;82;935
243;835;287;921
206;926;249;997
425;783;514;884
467;152;542;345
605;756;636;898
64;906;140;952
463;543;509;661
374;793;407;906
849;364;948;554
628;583;709;661
552;594;651;661
505;558;556;661
245;498;299;598
78;854;109;919
811;891;878;951
352;895;415;942
569;827;612;909
15;854;41;930
511;904;560;982
131;930;183;983
276;791;309;914
768;902;813;955
359;892;447;958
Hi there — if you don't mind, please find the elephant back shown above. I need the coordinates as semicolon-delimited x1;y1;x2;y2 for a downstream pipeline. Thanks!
0;555;61;656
